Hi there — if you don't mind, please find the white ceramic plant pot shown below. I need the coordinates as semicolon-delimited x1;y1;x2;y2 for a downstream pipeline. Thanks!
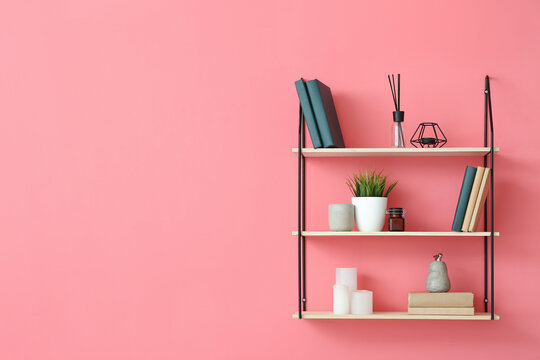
351;197;388;232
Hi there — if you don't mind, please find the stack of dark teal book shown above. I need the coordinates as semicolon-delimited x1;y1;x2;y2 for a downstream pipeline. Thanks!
295;78;345;148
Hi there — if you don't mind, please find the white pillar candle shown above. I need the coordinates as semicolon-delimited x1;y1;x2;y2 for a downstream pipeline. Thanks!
336;268;357;297
351;290;373;315
333;284;350;315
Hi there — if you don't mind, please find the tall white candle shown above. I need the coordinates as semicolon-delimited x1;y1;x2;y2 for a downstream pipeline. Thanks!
336;268;357;297
333;284;350;315
351;290;373;315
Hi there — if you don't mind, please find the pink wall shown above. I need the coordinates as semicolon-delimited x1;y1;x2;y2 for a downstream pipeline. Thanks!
1;0;539;358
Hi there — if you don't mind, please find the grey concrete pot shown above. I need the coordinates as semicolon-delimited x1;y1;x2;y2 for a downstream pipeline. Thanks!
328;204;355;231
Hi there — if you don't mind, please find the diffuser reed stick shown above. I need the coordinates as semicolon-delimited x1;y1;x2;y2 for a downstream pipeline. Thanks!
398;73;400;110
387;74;401;111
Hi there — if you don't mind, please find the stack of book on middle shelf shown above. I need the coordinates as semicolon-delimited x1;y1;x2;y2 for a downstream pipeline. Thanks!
452;166;491;232
408;292;475;315
294;78;345;149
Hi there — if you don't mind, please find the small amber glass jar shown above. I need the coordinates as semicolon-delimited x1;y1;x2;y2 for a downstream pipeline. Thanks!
387;208;405;231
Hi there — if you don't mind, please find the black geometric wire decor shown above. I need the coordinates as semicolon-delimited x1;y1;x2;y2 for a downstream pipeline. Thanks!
410;122;447;148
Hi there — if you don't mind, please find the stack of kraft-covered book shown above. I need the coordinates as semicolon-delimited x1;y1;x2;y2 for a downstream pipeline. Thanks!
408;292;474;315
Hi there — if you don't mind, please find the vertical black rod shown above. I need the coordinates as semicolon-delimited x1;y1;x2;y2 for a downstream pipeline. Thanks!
483;76;489;313
297;104;303;319
487;76;495;320
302;110;306;311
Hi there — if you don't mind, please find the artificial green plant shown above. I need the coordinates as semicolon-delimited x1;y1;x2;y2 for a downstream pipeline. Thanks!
346;170;397;197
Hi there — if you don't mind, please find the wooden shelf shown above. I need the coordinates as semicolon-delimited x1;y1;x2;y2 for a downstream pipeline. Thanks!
292;231;500;237
292;311;500;320
292;147;499;157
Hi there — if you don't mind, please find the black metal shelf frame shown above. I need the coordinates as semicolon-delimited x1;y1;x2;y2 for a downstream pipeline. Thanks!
296;75;496;320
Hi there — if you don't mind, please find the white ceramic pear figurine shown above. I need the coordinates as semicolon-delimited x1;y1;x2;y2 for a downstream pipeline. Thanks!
426;253;451;293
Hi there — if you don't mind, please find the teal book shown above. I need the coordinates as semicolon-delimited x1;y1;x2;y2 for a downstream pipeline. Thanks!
305;79;345;148
452;166;478;231
295;79;323;149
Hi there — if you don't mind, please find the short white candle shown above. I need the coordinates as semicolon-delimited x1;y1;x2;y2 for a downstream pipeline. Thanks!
336;268;357;298
333;284;350;315
351;290;373;315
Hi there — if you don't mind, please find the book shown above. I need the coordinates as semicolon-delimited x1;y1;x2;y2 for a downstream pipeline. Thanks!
295;79;323;149
451;166;477;231
408;292;474;308
305;79;345;148
468;168;491;232
408;307;475;316
461;167;486;231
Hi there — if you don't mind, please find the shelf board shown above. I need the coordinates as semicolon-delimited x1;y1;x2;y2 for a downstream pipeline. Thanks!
292;311;500;320
292;231;499;237
292;147;499;157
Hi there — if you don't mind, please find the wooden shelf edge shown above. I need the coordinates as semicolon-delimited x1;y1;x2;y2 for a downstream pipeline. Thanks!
292;311;500;320
291;231;500;237
292;147;500;157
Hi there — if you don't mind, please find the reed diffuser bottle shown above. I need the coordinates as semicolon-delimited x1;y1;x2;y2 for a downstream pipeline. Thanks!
388;74;406;148
392;111;405;148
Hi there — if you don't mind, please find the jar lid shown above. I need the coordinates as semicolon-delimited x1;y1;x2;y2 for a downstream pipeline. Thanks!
386;208;405;215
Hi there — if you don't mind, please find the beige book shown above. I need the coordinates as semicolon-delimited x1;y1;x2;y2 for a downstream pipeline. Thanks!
468;168;491;232
461;167;485;231
408;307;475;316
408;292;474;308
